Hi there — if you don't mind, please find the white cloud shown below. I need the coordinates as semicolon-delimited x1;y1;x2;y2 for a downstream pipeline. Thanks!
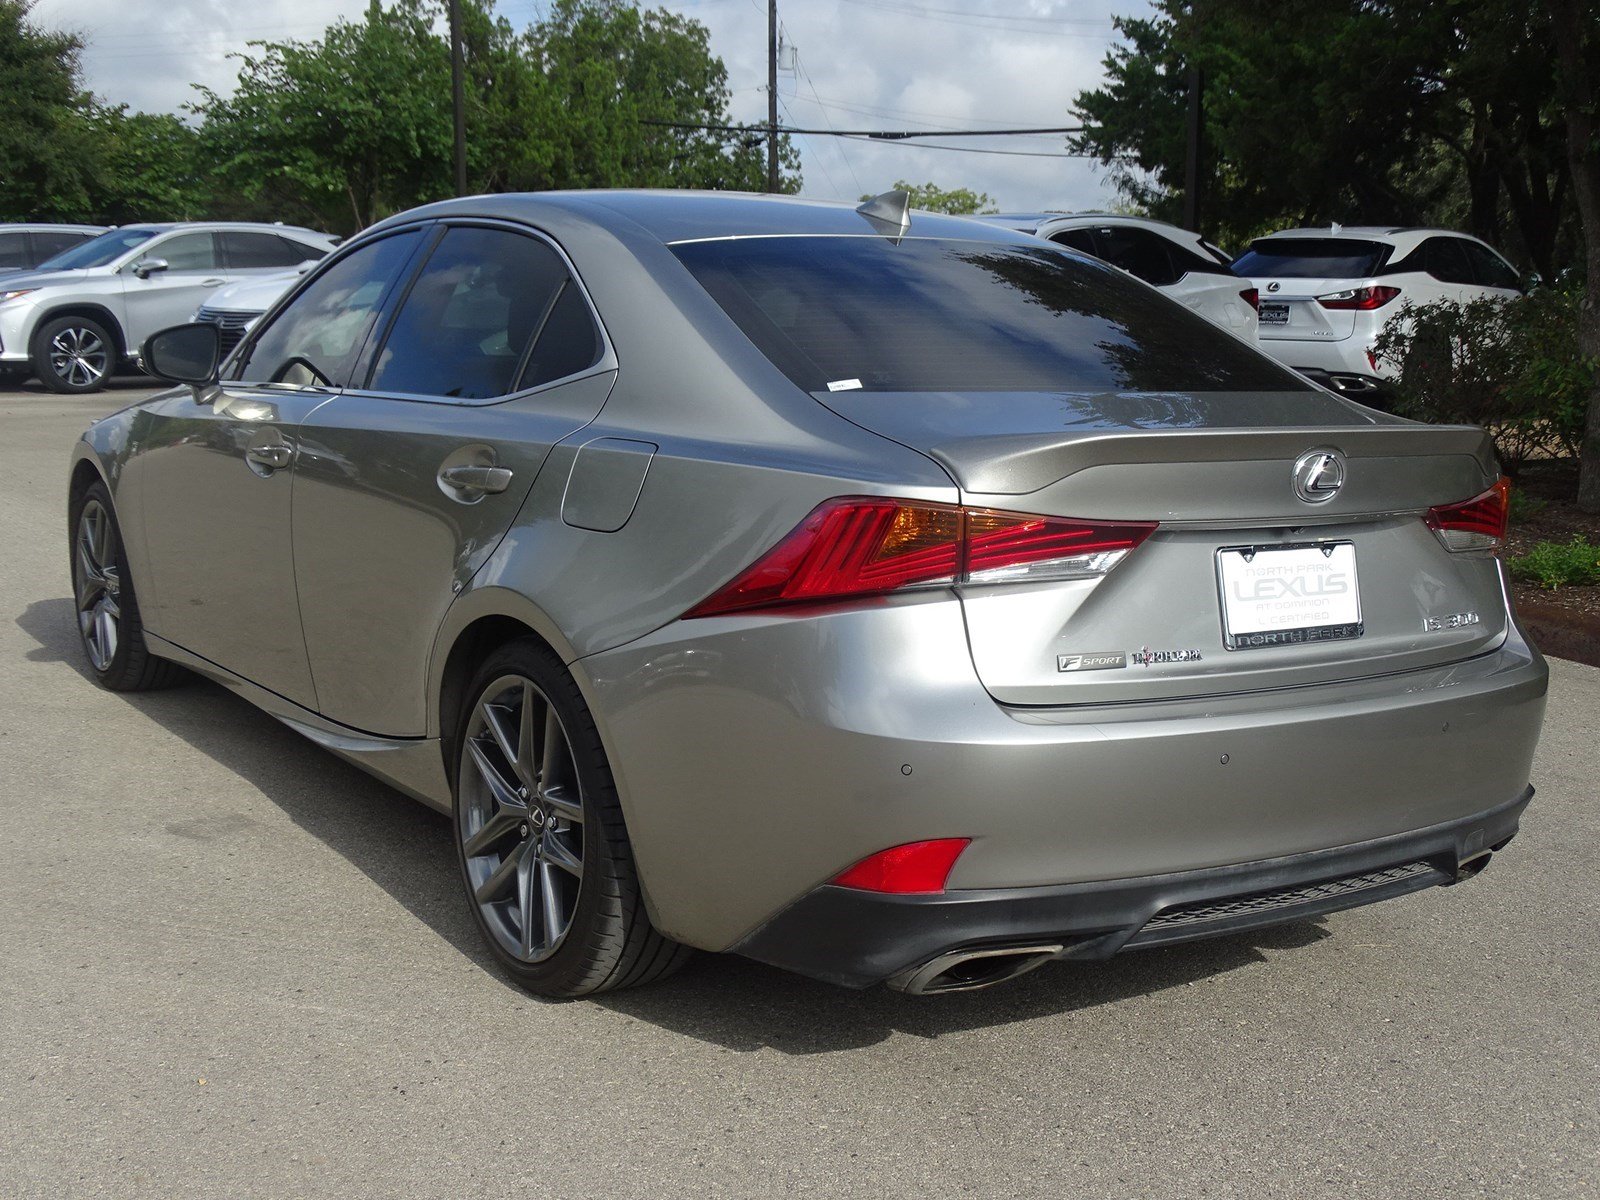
33;0;1148;212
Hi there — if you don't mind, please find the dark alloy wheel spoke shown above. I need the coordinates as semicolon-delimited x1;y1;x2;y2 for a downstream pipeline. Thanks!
74;500;122;672
459;672;586;964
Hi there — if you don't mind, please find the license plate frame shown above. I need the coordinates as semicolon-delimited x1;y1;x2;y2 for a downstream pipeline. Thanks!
1258;302;1290;326
1216;541;1364;651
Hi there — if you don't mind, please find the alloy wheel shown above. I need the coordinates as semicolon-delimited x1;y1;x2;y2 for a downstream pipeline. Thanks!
49;326;109;390
73;499;122;672
458;674;587;962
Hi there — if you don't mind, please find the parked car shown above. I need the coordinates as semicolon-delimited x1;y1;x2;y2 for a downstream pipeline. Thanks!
976;213;1259;338
0;222;336;393
70;191;1546;1000
0;224;106;279
1232;226;1524;397
192;268;306;359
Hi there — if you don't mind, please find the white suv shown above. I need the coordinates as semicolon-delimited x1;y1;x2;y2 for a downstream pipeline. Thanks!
976;213;1260;338
0;222;337;393
1232;227;1523;398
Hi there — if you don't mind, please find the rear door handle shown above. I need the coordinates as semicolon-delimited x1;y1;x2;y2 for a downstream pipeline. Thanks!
201;278;225;288
246;442;293;471
438;465;513;496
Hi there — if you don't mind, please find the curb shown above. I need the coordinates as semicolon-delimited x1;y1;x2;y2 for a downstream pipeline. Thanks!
1516;596;1600;670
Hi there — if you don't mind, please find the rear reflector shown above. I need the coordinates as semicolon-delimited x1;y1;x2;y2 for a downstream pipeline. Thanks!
831;838;971;894
1317;285;1401;311
684;497;1158;617
1426;478;1510;552
1239;287;1259;312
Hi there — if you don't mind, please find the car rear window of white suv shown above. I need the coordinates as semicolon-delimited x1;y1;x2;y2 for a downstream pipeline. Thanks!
674;236;1304;394
1233;239;1390;278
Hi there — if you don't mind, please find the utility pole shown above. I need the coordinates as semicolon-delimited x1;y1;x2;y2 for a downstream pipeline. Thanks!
766;0;779;193
1181;62;1203;234
448;0;467;196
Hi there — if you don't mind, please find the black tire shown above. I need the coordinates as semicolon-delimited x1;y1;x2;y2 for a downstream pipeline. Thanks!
32;315;117;394
453;638;690;997
68;481;187;691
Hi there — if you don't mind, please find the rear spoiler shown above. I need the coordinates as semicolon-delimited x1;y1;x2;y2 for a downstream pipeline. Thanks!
933;423;1497;496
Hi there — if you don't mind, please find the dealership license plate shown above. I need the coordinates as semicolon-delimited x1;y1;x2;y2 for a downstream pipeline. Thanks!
1217;543;1363;650
1259;302;1290;325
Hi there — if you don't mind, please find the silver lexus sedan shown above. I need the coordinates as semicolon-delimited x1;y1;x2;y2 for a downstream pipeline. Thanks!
68;191;1547;998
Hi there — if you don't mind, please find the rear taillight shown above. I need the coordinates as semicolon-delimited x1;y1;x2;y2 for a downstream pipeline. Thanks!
1425;478;1510;552
831;839;971;894
1239;287;1259;312
684;497;1157;618
1317;285;1401;311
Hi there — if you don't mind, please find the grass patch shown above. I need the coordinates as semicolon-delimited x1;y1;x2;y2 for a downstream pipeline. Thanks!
1507;536;1600;590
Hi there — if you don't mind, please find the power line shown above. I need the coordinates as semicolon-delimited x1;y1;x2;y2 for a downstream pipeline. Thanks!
832;135;1092;159
643;120;1082;138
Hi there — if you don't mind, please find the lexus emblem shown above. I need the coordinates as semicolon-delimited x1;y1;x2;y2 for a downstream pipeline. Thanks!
1293;449;1346;504
1267;281;1281;292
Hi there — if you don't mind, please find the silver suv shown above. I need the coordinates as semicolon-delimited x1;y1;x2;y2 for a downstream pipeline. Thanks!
0;222;337;393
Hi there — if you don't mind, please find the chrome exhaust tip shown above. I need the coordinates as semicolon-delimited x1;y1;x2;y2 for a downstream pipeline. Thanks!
1328;374;1379;393
886;944;1064;996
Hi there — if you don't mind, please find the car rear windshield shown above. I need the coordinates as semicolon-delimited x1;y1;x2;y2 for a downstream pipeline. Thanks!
37;228;159;271
1232;238;1388;279
672;236;1301;393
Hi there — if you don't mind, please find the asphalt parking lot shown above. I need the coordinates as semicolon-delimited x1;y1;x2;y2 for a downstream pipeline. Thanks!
1;380;1597;1199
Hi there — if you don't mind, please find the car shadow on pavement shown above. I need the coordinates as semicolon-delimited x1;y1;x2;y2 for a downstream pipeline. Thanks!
19;593;1331;1053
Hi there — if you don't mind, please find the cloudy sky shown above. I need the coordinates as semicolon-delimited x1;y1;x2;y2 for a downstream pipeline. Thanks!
31;0;1150;213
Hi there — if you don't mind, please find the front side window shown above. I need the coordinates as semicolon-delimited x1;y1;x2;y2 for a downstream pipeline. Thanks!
674;236;1301;393
366;226;598;400
149;233;220;272
237;230;421;389
1463;242;1520;290
1050;228;1098;257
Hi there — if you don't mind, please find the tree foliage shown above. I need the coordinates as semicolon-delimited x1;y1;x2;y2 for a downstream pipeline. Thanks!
863;180;996;215
190;0;795;233
0;1;96;220
1071;0;1572;276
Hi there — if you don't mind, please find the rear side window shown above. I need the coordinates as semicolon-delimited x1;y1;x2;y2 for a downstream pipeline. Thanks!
1233;238;1389;278
1093;226;1182;287
30;231;92;261
237;230;421;388
674;236;1302;393
366;226;598;400
1462;242;1520;290
223;232;320;269
0;232;27;268
1050;228;1099;256
1417;237;1475;285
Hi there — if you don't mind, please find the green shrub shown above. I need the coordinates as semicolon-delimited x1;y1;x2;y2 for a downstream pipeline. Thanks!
1507;536;1600;590
1507;486;1547;524
1370;281;1593;474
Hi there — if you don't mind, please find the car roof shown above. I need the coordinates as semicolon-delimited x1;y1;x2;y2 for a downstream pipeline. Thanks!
1;223;106;232
377;190;1041;248
111;221;334;239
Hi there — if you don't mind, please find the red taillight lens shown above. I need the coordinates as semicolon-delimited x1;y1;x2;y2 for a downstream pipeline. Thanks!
1239;287;1259;312
1317;285;1401;311
1425;478;1510;552
684;498;1157;618
831;838;971;894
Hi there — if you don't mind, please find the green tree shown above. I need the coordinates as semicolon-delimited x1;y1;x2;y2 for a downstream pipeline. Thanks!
863;180;996;215
83;106;209;223
1071;1;1569;274
0;0;97;220
193;0;455;232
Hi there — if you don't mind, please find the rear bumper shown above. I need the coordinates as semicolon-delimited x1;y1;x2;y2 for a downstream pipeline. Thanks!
580;597;1547;956
733;787;1532;988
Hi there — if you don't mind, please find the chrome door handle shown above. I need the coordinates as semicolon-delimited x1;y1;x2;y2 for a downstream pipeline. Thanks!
246;443;293;470
201;278;225;287
438;465;513;495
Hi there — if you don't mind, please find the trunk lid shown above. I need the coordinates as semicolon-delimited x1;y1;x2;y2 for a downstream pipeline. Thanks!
1250;276;1359;342
819;389;1506;706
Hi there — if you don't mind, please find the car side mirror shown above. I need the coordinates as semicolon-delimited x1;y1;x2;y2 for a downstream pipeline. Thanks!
132;258;169;280
142;323;221;386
